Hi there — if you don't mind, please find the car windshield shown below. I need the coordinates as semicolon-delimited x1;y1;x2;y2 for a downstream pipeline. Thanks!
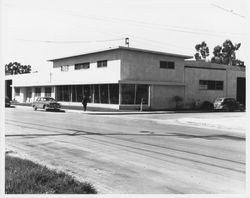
44;98;55;101
215;98;223;102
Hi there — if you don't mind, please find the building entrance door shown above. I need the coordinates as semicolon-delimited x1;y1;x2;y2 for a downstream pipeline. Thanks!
236;77;245;105
5;80;12;100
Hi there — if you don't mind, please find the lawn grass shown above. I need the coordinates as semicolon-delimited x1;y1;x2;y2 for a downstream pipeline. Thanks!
5;155;97;194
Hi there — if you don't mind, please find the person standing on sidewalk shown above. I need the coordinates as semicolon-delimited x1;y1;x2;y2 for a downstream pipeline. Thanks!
82;95;88;111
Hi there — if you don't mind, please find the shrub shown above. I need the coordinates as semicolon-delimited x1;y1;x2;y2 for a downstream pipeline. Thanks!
201;101;214;110
172;96;183;110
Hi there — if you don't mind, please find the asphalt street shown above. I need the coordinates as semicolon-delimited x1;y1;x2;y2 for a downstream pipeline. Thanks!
5;107;245;194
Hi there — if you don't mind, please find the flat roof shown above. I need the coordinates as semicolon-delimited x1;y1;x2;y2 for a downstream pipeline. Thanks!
185;60;246;71
48;46;193;61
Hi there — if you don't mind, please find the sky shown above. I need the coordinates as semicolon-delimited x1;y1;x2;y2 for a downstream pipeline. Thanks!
0;0;248;72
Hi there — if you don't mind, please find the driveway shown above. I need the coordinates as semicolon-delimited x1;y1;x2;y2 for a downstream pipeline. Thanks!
5;107;245;193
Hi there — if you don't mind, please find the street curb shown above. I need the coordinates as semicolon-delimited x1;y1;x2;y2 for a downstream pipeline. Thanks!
11;104;177;115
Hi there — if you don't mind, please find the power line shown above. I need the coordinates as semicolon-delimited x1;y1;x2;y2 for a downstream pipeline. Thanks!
67;13;244;38
15;38;124;44
210;3;246;18
4;3;244;38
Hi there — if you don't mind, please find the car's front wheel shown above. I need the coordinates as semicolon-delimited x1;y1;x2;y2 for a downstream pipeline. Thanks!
43;105;48;111
239;106;245;112
222;106;230;112
33;105;37;111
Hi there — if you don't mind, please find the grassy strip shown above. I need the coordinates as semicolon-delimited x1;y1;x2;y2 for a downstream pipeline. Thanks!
5;155;97;194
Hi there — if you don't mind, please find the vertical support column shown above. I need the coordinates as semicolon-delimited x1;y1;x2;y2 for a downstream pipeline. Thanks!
11;85;15;101
149;85;153;109
41;87;45;97
148;85;151;108
92;85;95;103
51;86;56;99
134;84;137;105
226;68;228;97
108;84;111;104
31;87;35;102
98;84;101;103
20;87;25;103
119;84;122;105
70;85;73;103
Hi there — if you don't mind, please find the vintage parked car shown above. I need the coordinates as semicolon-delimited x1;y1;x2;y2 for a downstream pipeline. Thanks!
5;96;11;107
213;97;245;112
32;97;61;111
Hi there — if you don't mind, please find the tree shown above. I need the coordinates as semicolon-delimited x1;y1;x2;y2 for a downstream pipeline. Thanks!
5;62;31;75
194;41;209;61
211;40;245;66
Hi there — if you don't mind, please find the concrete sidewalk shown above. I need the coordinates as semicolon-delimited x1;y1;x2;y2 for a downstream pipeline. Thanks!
158;116;246;134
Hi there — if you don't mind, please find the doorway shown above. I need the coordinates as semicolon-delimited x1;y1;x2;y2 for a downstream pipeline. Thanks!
236;77;245;105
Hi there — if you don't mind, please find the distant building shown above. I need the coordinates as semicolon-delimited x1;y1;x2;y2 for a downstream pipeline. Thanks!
5;46;245;110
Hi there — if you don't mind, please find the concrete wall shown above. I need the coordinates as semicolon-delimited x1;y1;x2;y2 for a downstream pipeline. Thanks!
120;50;185;82
51;60;121;85
184;62;246;108
226;67;245;99
184;67;227;108
150;85;185;110
11;72;51;87
52;50;121;68
51;50;121;84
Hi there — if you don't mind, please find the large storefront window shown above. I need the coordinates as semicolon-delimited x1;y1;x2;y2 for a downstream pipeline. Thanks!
56;84;119;104
93;85;100;103
15;88;20;96
121;84;149;105
71;85;91;102
56;85;70;101
45;87;51;97
121;84;135;104
26;87;32;98
35;87;41;97
136;85;148;104
100;84;109;103
72;85;82;102
109;84;119;104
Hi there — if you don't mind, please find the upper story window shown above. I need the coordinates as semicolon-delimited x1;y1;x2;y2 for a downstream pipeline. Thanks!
61;65;69;72
97;60;107;68
160;61;175;69
75;62;90;70
199;80;223;90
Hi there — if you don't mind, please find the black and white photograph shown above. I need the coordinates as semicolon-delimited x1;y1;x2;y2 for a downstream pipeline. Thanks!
0;0;248;197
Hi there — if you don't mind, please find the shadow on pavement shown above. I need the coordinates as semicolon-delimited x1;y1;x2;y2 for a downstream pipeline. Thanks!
5;128;245;141
5;106;16;108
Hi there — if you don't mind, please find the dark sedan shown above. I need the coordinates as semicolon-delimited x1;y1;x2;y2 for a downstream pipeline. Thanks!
32;97;61;111
213;97;244;112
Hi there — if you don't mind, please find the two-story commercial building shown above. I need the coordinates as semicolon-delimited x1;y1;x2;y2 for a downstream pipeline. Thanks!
5;46;245;110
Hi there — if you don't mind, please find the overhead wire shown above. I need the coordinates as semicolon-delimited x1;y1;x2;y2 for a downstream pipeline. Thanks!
4;3;245;38
15;38;125;44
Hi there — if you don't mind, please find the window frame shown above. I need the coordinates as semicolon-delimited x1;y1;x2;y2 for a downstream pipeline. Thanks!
74;62;90;70
61;65;69;72
35;87;41;97
97;60;108;68
45;87;52;97
160;61;175;69
199;80;224;90
15;88;20;96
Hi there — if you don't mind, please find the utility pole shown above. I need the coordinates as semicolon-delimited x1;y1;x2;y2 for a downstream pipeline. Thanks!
125;37;129;47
